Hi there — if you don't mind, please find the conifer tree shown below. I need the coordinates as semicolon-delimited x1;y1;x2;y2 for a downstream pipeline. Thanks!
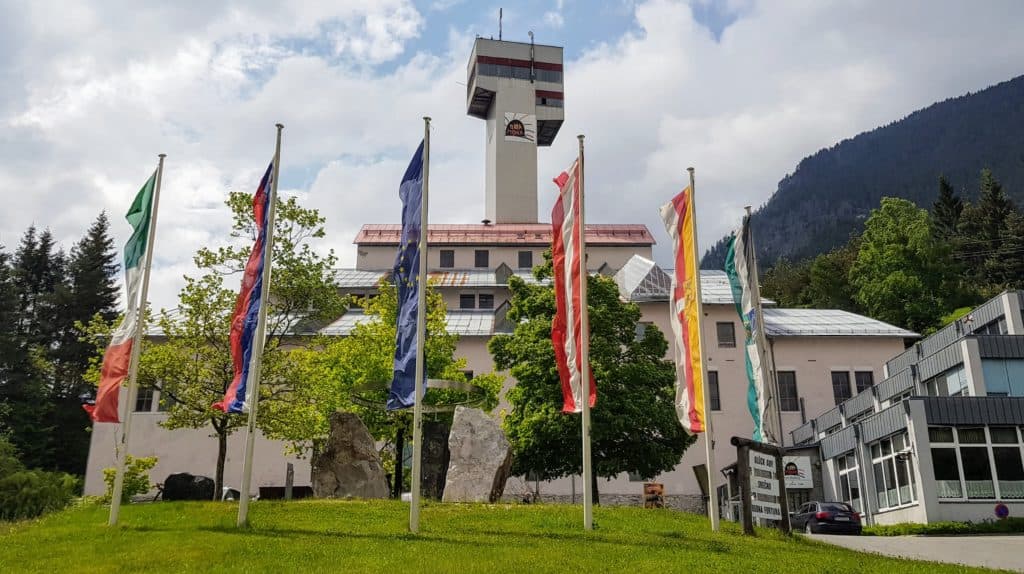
931;175;963;241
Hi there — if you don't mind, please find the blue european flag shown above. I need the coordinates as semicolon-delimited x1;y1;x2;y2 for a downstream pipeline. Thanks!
388;140;425;410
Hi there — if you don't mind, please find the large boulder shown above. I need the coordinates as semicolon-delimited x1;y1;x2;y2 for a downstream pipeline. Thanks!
163;473;215;501
311;412;389;499
442;406;512;503
420;421;450;500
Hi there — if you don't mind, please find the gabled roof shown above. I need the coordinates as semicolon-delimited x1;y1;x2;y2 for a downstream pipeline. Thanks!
611;254;766;306
319;309;502;337
762;308;918;338
354;223;655;246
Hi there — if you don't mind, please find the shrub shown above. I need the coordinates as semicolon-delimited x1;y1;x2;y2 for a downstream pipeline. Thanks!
863;517;1024;536
0;435;25;479
0;469;78;521
102;455;158;503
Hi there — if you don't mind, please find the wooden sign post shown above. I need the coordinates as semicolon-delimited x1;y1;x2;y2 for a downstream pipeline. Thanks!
731;436;791;536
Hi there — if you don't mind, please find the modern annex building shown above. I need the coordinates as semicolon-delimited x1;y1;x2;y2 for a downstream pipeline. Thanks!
85;39;916;507
791;291;1024;524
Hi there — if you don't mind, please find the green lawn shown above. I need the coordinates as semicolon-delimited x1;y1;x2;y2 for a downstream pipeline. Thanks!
0;500;1004;573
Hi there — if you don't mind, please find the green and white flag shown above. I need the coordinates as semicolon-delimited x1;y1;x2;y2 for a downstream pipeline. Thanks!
725;215;779;445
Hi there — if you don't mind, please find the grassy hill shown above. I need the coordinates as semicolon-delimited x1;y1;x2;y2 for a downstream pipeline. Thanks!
0;500;1005;573
703;74;1024;269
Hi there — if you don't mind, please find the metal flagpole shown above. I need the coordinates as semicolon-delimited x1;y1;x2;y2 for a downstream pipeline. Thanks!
109;153;165;526
410;117;430;533
745;206;783;446
578;134;594;531
689;167;720;532
237;123;284;527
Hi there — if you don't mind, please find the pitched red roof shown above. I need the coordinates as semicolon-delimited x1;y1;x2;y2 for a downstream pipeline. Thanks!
353;223;655;246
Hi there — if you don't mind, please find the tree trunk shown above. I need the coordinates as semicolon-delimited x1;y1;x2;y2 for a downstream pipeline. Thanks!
392;424;405;499
215;427;227;500
591;471;600;506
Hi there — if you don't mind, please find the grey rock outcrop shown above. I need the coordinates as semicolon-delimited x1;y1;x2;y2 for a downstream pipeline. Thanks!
442;406;512;503
311;412;389;499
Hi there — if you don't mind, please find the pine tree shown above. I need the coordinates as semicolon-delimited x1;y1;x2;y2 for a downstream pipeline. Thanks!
931;175;963;241
48;213;121;475
958;169;1018;286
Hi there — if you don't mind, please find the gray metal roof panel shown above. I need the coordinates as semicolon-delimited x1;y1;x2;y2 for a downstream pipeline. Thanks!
762;308;917;338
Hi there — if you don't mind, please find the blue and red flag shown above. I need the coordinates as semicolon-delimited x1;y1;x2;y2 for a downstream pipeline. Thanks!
387;141;425;411
213;162;274;414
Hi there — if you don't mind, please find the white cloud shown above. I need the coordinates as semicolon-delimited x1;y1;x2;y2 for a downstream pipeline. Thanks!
2;0;1024;311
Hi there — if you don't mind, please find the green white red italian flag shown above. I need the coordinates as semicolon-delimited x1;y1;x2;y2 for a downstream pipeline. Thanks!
84;172;156;423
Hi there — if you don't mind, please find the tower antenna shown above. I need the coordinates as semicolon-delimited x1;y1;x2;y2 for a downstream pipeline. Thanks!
499;8;503;41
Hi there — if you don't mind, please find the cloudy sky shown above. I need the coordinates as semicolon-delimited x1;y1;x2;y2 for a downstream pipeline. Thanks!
3;0;1023;309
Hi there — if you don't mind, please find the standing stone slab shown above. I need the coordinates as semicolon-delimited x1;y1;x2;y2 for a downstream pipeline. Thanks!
421;421;451;500
442;406;512;503
311;412;389;499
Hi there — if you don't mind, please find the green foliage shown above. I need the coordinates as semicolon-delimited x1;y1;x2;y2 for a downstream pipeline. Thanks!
268;281;503;456
81;192;344;493
850;198;966;333
931;175;963;241
863;517;1024;536
0;437;77;521
491;254;692;485
101;455;158;503
0;500;995;573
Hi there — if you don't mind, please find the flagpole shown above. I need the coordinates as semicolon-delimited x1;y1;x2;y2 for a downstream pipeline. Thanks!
237;123;283;527
410;117;430;533
578;134;594;531
744;206;782;446
109;153;165;526
689;167;719;532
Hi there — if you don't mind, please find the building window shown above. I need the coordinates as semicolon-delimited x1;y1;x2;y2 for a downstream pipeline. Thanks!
474;250;489;268
635;322;652;342
836;453;862;513
708;371;721;411
478;294;494;309
716;322;736;348
924;365;968;397
831;371;852;405
870;433;916;510
134;387;154;412
157;390;171;412
459;294;475;309
777;371;800;411
440;250;455;268
929;426;1023;500
855;371;874;393
461;370;474;381
518;250;533;269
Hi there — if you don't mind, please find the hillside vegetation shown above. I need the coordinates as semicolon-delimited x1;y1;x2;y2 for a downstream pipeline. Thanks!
704;75;1024;268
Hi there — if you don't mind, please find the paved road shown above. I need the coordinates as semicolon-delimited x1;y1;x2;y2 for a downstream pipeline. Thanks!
811;533;1024;572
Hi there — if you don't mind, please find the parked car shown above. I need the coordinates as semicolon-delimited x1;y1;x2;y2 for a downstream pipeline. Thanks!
790;501;862;535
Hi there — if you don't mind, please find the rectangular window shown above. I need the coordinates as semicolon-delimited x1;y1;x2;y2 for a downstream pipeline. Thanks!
961;446;995;498
518;251;533;269
777;371;799;411
855;371;874;393
478;294;494;309
831;371;852;405
708;371;721;411
134;387;154;412
958;427;986;444
994;447;1024;499
440;250;455;268
991;427;1020;444
459;294;475;309
157;390;171;412
929;426;955;443
474;250;489;268
932;447;962;498
716;322;736;348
